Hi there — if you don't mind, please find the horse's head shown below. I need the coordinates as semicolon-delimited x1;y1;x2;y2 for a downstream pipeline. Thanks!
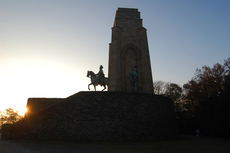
87;71;89;77
87;71;95;77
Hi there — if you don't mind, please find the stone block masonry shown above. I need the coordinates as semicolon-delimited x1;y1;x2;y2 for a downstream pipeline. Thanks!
4;92;178;141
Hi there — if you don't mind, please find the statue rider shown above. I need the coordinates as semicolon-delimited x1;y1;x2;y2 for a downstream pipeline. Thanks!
130;68;138;90
97;65;105;84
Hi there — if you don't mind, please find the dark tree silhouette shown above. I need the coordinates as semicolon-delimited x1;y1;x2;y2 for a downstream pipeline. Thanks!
182;58;230;137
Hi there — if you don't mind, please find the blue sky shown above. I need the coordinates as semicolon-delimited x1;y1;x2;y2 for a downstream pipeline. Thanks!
0;0;229;114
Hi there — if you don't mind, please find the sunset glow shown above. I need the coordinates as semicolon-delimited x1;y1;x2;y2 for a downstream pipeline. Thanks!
0;60;88;114
1;0;229;113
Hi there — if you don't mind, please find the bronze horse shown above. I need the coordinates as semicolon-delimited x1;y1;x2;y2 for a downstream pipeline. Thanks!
87;71;108;91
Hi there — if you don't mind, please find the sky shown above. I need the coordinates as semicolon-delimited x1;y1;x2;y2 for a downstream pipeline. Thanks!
0;0;229;115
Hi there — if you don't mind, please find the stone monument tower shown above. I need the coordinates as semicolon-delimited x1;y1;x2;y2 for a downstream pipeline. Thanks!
1;8;179;141
108;8;154;93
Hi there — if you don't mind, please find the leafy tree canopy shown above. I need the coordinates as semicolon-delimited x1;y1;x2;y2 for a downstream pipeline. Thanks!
183;58;230;103
0;108;23;128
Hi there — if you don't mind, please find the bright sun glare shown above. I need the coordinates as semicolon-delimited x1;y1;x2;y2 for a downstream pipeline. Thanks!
0;62;87;115
18;107;27;116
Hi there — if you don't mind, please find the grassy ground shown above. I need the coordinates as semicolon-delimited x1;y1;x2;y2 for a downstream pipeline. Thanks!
10;135;230;153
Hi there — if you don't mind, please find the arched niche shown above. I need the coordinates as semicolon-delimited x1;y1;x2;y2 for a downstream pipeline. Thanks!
121;44;141;91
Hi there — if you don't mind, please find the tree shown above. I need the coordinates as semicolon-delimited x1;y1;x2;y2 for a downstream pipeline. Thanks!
154;81;183;102
224;58;230;76
182;58;230;137
183;62;225;103
0;108;23;128
165;83;183;102
154;81;185;114
153;80;165;95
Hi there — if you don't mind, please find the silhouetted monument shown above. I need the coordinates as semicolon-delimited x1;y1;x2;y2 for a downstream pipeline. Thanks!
87;65;108;91
1;8;178;142
108;8;154;93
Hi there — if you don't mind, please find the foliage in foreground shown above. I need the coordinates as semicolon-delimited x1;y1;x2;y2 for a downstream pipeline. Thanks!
0;108;23;129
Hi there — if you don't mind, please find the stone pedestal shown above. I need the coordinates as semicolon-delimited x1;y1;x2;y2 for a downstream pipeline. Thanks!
108;8;154;93
5;92;178;141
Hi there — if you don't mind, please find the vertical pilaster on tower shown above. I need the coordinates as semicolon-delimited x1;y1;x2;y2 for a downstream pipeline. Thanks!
108;8;154;93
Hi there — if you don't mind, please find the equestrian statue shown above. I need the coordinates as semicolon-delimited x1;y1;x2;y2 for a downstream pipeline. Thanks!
87;65;109;91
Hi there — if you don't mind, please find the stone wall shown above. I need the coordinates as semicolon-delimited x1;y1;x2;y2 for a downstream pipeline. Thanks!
5;92;178;141
25;98;64;118
1;124;12;139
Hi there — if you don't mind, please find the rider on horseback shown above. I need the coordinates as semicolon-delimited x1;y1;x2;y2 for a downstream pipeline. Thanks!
97;65;105;85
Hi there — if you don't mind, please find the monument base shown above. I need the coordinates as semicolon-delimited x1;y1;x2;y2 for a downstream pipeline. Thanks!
3;91;178;141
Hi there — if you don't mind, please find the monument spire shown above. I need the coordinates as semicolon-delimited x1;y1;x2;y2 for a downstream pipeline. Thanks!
108;8;154;93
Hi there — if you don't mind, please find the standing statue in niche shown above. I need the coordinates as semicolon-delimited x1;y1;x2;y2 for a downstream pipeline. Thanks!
130;68;138;90
87;65;108;91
